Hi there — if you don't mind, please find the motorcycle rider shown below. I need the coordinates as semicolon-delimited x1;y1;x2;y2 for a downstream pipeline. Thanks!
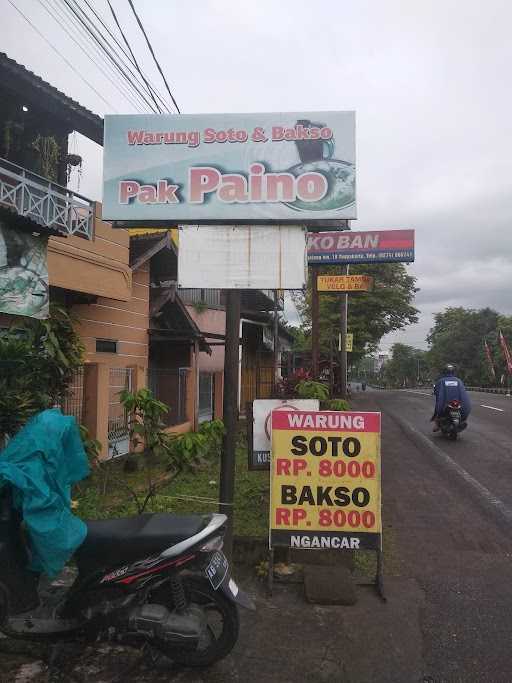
432;364;471;431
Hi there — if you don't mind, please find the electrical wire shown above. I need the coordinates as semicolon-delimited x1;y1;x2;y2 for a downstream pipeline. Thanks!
79;0;172;113
58;0;169;112
60;0;160;113
7;0;118;112
36;0;145;112
105;0;163;113
61;0;159;112
126;0;181;113
81;0;173;113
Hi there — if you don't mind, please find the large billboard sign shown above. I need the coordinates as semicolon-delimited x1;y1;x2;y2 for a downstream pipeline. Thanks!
103;112;356;224
308;229;415;265
270;410;382;550
178;225;307;289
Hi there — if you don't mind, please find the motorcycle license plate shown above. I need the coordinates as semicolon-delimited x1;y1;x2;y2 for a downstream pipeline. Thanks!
449;411;461;419
205;551;229;590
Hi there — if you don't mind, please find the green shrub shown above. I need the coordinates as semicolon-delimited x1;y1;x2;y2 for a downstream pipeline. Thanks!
0;305;84;442
322;398;350;411
167;419;225;470
79;424;102;463
296;379;329;401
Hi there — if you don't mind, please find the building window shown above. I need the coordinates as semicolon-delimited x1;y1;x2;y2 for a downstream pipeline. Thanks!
96;339;118;353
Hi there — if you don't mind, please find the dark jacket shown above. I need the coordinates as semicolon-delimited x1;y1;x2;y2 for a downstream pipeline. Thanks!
434;375;471;420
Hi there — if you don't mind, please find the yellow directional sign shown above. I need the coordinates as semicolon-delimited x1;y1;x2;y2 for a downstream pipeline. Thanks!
339;333;353;352
318;275;373;292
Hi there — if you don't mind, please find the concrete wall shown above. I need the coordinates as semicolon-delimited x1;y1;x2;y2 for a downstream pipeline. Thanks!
48;204;132;302
186;305;226;372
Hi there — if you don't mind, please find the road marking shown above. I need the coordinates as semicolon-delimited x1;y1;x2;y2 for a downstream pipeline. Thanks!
390;412;512;529
480;404;504;412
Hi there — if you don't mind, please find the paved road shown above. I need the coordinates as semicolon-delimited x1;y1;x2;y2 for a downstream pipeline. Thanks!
354;389;512;683
7;390;512;682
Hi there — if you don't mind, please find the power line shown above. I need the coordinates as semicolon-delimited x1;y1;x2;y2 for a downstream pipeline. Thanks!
60;0;169;112
87;0;174;112
37;0;145;112
126;0;181;113
59;0;160;113
87;0;173;113
55;0;162;113
7;0;118;112
81;0;171;112
105;0;163;113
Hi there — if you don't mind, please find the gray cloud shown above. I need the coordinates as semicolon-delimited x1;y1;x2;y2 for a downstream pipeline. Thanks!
3;0;512;355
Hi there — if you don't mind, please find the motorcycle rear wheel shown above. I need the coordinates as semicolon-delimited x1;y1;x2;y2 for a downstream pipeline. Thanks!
150;576;239;667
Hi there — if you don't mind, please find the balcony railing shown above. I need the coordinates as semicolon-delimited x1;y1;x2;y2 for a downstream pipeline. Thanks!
0;157;94;239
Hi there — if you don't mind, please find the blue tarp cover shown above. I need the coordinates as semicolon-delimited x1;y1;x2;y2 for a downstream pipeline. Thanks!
0;409;90;577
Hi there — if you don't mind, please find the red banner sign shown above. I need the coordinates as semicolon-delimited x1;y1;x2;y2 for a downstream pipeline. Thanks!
307;229;415;265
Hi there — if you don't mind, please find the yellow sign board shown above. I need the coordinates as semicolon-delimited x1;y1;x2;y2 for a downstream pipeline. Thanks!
338;333;353;352
317;275;373;292
270;410;382;550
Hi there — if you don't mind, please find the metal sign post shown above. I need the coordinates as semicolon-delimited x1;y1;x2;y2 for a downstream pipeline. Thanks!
219;290;241;560
311;266;320;378
340;264;349;397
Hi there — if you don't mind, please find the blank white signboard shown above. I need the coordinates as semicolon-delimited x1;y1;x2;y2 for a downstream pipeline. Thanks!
178;225;307;290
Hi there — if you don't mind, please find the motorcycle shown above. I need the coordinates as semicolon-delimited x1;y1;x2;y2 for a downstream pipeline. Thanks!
438;399;467;440
0;486;254;667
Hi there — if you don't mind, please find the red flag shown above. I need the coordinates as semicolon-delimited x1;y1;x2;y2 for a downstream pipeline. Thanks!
484;340;496;379
499;330;512;374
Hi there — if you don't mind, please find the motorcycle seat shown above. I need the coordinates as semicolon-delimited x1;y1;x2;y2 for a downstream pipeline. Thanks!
75;513;209;576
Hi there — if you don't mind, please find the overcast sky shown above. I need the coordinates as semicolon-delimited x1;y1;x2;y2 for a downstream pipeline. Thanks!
4;0;512;352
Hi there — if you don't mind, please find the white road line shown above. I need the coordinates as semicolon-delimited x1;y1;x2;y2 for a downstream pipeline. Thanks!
480;404;504;412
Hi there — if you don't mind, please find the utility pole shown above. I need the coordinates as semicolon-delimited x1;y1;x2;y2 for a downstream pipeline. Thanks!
311;266;320;378
219;289;241;560
339;265;349;398
273;290;280;391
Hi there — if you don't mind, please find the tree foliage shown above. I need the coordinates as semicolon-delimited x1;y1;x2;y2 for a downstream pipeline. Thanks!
426;307;512;386
296;262;419;360
0;305;84;441
383;343;428;387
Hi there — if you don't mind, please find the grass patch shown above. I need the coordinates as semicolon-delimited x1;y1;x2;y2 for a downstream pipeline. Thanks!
75;426;270;538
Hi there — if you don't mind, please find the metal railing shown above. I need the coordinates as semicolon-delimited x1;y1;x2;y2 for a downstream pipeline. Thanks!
0;157;95;239
466;386;512;395
108;367;133;458
179;289;222;307
148;367;189;427
61;366;85;424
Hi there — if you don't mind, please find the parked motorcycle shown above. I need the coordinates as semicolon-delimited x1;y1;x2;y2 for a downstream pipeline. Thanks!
438;399;467;440
0;487;254;667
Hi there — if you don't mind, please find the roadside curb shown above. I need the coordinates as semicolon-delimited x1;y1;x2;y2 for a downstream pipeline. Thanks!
389;411;512;532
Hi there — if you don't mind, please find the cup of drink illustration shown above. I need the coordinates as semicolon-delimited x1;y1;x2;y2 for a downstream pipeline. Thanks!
285;119;355;212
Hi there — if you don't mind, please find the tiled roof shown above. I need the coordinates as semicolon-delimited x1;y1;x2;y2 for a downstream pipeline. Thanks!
0;52;103;145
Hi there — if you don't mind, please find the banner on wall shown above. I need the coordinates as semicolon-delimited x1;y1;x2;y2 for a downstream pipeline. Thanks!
0;224;49;318
103;111;356;224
